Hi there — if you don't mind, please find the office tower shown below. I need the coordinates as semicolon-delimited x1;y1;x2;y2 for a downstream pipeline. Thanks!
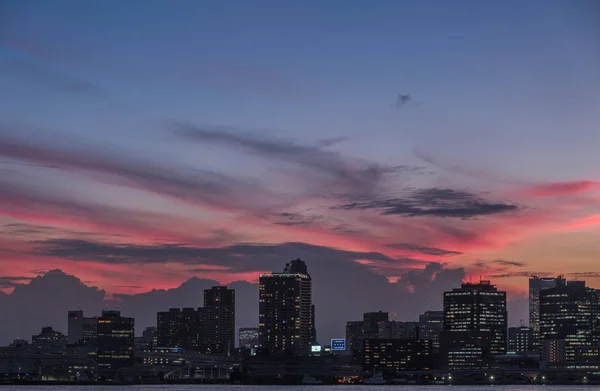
539;278;597;363
68;310;97;346
239;328;259;349
259;259;313;355
363;311;389;339
157;308;183;348
204;286;235;356
377;320;419;339
508;326;533;354
311;304;317;343
363;338;433;374
442;280;507;369
96;310;134;378
419;310;444;351
529;276;562;348
32;326;68;348
346;321;364;355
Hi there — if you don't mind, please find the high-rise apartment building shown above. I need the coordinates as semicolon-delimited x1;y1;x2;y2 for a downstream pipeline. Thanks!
96;310;135;379
157;308;183;348
508;326;534;354
259;259;313;355
442;280;507;369
204;286;235;356
529;276;562;348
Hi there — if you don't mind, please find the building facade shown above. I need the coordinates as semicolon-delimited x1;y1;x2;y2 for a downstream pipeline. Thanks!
239;328;259;349
96;310;135;379
363;338;433;374
529;276;561;349
259;259;313;355
67;310;97;346
508;326;534;354
539;278;599;364
204;286;235;356
419;310;444;351
442;281;507;369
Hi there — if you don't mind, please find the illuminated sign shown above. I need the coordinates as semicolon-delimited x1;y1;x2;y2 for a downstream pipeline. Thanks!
330;338;346;351
311;345;322;352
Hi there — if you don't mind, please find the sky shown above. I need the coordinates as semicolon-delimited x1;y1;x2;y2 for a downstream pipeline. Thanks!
0;0;599;343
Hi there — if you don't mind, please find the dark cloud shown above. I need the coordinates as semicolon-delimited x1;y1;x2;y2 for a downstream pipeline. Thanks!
0;276;32;289
568;272;600;278
174;123;408;195
395;94;411;108
274;212;324;227
385;243;462;256
0;262;467;346
0;60;99;95
335;188;519;218
487;271;549;279
493;259;526;267
474;259;526;268
33;239;421;273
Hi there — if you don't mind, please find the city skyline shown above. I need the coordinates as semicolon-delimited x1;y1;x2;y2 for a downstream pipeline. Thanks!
1;0;599;351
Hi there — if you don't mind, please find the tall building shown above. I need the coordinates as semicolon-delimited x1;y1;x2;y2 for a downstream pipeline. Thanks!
508;326;534;354
68;310;97;346
259;259;313;355
363;311;389;339
442;280;507;369
377;320;419;339
239;328;259;349
529;276;562;348
96;310;135;379
346;320;363;359
157;308;183;348
419;310;444;351
204;286;235;356
539;278;598;363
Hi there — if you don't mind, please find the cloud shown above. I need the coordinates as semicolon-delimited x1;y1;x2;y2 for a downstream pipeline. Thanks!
174;123;407;195
33;239;422;273
335;188;519;218
0;276;33;289
493;259;526;267
0;263;467;346
524;180;600;198
568;272;600;278
487;271;547;279
0;128;279;214
385;243;462;256
0;60;99;95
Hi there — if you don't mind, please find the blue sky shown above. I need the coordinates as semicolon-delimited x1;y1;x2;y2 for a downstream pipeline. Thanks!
0;0;599;339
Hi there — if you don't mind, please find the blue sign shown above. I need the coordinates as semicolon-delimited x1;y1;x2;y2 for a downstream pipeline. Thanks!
330;338;346;351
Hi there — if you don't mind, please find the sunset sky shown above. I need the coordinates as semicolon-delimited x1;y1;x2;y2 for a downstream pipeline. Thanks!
1;0;599;305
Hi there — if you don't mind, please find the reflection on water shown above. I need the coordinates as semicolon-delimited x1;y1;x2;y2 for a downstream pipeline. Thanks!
9;386;600;391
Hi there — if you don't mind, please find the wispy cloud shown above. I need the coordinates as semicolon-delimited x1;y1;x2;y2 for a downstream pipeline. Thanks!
335;188;519;218
524;180;600;198
0;60;99;95
385;243;462;256
175;123;409;196
33;239;424;273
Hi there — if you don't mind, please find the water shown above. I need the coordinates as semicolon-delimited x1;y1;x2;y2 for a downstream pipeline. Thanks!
3;386;600;391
